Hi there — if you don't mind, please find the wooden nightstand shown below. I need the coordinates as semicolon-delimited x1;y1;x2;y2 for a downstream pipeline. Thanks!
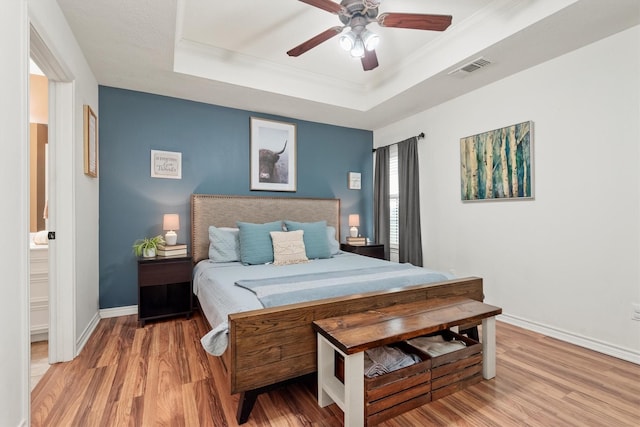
340;243;385;260
137;255;193;327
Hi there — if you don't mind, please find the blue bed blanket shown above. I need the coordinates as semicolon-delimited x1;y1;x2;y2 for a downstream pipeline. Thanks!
235;264;449;308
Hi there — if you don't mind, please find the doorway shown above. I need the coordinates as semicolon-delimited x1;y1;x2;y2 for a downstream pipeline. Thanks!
29;23;76;369
28;58;50;390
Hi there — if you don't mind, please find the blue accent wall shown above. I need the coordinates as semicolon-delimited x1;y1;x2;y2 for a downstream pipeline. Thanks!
98;86;373;309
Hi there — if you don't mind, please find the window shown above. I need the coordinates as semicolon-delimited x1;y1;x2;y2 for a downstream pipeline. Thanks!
389;144;399;248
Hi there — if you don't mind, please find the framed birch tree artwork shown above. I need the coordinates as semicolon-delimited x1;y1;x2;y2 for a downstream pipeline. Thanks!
460;121;533;201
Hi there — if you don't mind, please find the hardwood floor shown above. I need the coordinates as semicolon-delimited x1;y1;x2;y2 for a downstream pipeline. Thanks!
31;311;640;426
31;340;49;391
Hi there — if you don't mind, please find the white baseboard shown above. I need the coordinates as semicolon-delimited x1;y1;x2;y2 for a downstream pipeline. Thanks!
70;306;137;358
30;331;48;343
76;312;100;356
499;313;640;365
99;305;137;318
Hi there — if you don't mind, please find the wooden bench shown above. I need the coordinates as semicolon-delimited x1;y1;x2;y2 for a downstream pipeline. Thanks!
313;297;502;427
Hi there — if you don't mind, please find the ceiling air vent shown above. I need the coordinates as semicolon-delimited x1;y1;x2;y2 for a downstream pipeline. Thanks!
448;57;492;76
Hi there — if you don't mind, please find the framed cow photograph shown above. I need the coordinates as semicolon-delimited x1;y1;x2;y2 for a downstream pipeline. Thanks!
250;117;297;192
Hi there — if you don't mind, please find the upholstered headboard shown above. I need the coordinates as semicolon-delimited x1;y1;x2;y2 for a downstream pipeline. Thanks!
191;194;341;263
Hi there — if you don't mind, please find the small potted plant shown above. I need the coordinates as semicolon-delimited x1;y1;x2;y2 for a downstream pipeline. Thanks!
132;235;165;258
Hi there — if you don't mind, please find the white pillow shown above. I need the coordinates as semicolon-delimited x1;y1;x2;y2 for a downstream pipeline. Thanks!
270;230;309;266
208;226;240;262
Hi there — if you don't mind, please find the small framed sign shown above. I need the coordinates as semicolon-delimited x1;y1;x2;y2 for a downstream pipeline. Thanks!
348;172;361;190
151;150;182;179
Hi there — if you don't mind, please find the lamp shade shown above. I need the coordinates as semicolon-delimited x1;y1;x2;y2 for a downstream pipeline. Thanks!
339;31;355;51
350;37;365;58
163;214;180;231
362;30;379;51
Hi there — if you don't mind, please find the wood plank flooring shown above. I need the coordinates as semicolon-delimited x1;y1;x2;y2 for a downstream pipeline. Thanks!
31;311;640;426
31;340;49;391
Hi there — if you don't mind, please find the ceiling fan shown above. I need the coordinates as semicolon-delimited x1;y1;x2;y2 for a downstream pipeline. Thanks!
287;0;452;71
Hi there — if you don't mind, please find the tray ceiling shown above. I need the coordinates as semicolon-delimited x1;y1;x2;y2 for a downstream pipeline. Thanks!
56;0;639;129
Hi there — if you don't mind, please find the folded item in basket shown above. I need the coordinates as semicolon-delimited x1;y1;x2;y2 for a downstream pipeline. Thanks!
363;346;421;378
406;335;467;357
364;359;388;378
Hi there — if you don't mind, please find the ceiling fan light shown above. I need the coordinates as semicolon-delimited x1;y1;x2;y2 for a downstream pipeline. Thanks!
339;31;355;51
362;30;379;51
350;37;365;58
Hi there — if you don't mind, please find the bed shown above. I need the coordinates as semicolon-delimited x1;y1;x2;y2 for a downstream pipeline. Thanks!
190;194;484;423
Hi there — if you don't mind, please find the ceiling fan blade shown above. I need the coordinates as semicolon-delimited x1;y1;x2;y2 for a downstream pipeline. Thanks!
378;13;452;31
298;0;344;15
287;26;342;57
361;49;379;71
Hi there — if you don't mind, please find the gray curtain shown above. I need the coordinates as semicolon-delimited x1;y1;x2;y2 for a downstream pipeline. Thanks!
398;137;423;266
373;146;390;260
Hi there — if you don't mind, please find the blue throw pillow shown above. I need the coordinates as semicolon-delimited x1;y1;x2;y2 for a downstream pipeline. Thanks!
208;226;240;262
237;220;283;265
284;220;331;259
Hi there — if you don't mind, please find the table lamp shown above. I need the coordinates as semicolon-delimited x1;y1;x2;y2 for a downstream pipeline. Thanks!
348;214;360;238
163;214;180;245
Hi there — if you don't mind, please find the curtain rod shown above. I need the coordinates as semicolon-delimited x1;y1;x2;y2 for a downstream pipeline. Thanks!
372;132;425;153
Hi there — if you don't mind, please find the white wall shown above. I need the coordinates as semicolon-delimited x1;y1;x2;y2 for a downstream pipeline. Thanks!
0;0;99;424
28;0;100;354
1;2;30;425
375;26;640;362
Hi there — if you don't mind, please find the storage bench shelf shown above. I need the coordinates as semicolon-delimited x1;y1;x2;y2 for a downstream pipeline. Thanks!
430;330;483;401
364;342;432;425
334;330;483;426
313;297;501;427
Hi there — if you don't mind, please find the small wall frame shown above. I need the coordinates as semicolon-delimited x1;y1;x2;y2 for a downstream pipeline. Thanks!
348;172;361;190
83;105;98;177
151;150;182;179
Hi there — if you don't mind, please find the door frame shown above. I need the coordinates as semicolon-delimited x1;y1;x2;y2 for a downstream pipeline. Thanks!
30;24;76;364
